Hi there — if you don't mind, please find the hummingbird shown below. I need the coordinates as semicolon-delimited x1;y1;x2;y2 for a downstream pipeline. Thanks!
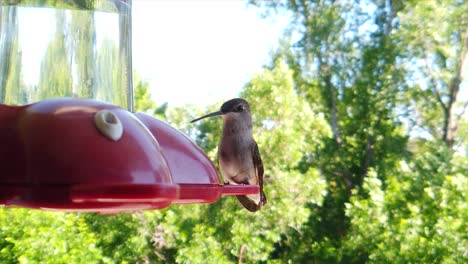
190;98;266;212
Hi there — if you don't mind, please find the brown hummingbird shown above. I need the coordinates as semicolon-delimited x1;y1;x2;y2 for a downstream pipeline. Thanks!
190;98;266;212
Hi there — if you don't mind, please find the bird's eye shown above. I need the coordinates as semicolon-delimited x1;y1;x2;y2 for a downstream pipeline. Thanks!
236;105;245;112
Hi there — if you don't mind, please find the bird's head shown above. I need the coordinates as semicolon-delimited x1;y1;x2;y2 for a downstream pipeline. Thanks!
190;98;251;124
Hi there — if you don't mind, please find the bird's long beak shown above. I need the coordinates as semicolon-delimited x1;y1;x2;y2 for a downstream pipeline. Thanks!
190;111;223;123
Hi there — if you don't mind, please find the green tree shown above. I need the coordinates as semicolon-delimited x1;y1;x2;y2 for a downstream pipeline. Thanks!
38;11;73;99
7;0;98;10
95;37;118;104
250;1;408;262
344;145;467;263
397;0;467;149
0;209;102;263
133;72;167;118
250;0;466;262
94;36;128;109
133;73;155;113
82;212;156;263
0;5;26;104
0;5;28;105
71;10;96;98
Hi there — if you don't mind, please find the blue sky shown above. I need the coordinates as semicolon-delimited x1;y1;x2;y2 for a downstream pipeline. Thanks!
132;0;290;107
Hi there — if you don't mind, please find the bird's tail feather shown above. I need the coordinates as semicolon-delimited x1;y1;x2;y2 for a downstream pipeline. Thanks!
236;191;267;212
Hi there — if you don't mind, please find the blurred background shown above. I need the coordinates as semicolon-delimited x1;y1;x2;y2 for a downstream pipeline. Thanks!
0;0;467;263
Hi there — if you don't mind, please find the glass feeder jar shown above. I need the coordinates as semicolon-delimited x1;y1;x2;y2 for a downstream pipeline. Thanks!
0;0;133;111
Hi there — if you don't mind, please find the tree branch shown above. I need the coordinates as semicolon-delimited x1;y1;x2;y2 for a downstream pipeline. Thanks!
238;244;246;264
455;101;468;124
423;56;447;113
443;27;468;148
318;54;343;146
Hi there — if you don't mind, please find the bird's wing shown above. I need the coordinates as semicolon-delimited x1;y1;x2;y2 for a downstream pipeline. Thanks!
235;141;267;212
217;147;230;185
252;140;266;206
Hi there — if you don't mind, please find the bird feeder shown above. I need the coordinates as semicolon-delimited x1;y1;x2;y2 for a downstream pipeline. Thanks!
0;0;258;213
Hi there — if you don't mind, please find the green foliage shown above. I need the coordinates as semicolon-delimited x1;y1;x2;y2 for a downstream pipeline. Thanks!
83;213;154;263
344;150;467;263
133;72;169;120
95;38;119;104
134;73;156;113
0;209;102;263
396;0;467;147
6;1;103;11
71;11;95;98
0;6;28;105
38;11;73;99
249;0;466;262
94;37;130;109
242;59;331;168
